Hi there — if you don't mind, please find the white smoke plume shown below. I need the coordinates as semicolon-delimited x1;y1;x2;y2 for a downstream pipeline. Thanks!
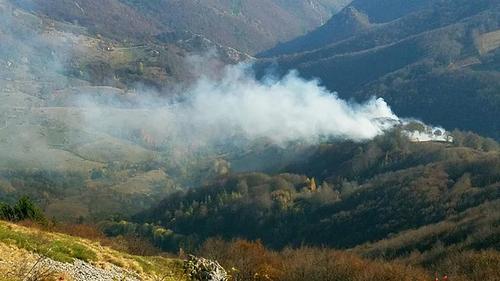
0;0;449;176
167;63;398;145
79;61;400;149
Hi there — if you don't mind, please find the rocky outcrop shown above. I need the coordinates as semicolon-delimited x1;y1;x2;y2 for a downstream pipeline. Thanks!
183;255;228;281
41;258;140;281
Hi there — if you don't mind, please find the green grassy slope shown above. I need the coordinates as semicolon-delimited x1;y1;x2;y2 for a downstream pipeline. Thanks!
0;220;188;280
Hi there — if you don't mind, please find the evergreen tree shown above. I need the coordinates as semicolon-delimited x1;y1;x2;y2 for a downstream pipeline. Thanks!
0;196;45;222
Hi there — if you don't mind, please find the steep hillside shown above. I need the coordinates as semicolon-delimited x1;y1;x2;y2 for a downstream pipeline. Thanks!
257;0;500;140
260;6;372;57
103;131;499;251
12;0;161;40
1;130;499;281
0;220;188;280
344;0;435;23
260;0;435;56
10;0;351;53
354;200;500;263
0;0;211;221
2;219;472;281
94;130;500;280
120;0;351;53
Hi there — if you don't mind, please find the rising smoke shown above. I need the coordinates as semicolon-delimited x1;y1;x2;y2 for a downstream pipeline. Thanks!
141;62;399;145
0;1;449;175
74;57;401;156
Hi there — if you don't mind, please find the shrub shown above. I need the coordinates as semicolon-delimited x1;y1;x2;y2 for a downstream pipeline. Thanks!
197;239;431;281
0;196;46;223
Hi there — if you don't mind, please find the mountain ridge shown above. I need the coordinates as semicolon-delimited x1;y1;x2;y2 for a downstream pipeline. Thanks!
256;0;500;140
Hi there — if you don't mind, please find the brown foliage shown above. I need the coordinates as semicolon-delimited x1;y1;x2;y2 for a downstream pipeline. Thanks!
434;250;500;281
51;223;105;241
103;234;162;256
16;220;161;256
198;239;282;281
48;223;162;256
197;239;430;281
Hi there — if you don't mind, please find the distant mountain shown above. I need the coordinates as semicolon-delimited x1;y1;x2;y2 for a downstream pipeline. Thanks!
260;0;435;56
257;0;500;140
12;0;352;53
260;6;372;57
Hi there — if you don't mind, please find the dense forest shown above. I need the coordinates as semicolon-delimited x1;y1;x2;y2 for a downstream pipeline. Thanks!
99;130;499;254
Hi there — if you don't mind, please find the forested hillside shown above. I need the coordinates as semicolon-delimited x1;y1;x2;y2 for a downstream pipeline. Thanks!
257;0;500;140
11;0;351;53
92;130;500;280
260;0;436;56
102;130;499;252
